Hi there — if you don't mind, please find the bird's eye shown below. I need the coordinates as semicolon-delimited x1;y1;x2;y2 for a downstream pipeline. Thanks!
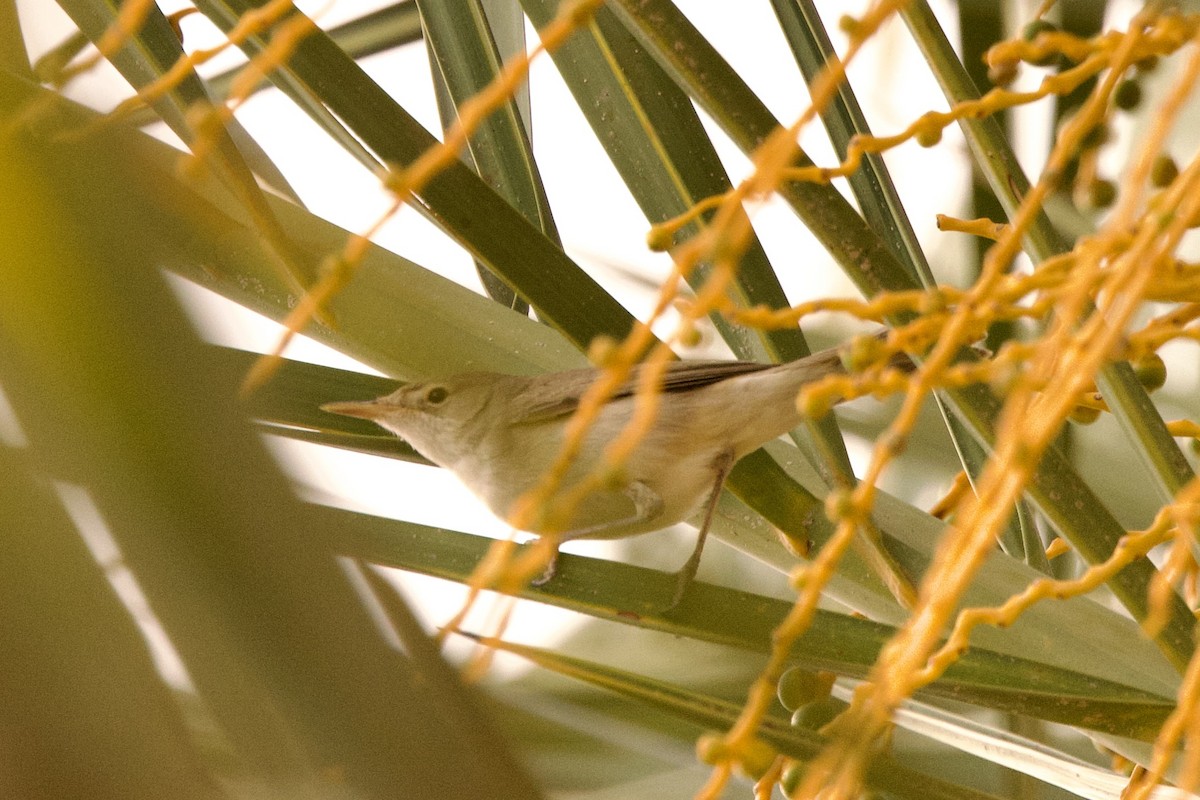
425;386;449;405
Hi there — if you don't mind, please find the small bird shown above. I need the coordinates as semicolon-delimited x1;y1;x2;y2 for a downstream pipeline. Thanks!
323;338;905;607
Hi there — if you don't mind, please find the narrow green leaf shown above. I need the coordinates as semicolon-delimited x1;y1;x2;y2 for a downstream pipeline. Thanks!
420;0;552;239
478;0;530;128
0;0;29;74
317;0;423;62
419;0;555;310
311;506;1174;739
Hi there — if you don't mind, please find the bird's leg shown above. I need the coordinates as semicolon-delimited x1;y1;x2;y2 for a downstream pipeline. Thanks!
529;481;665;587
664;450;735;611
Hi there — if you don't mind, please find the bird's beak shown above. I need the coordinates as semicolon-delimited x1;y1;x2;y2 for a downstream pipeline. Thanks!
321;399;389;421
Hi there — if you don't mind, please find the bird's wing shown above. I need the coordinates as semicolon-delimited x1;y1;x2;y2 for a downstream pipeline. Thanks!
511;360;772;424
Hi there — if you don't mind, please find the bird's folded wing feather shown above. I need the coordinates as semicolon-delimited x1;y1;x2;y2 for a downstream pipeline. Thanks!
511;360;774;424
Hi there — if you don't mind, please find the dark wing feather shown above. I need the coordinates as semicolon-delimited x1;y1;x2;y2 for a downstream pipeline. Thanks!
645;359;772;393
512;360;772;424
